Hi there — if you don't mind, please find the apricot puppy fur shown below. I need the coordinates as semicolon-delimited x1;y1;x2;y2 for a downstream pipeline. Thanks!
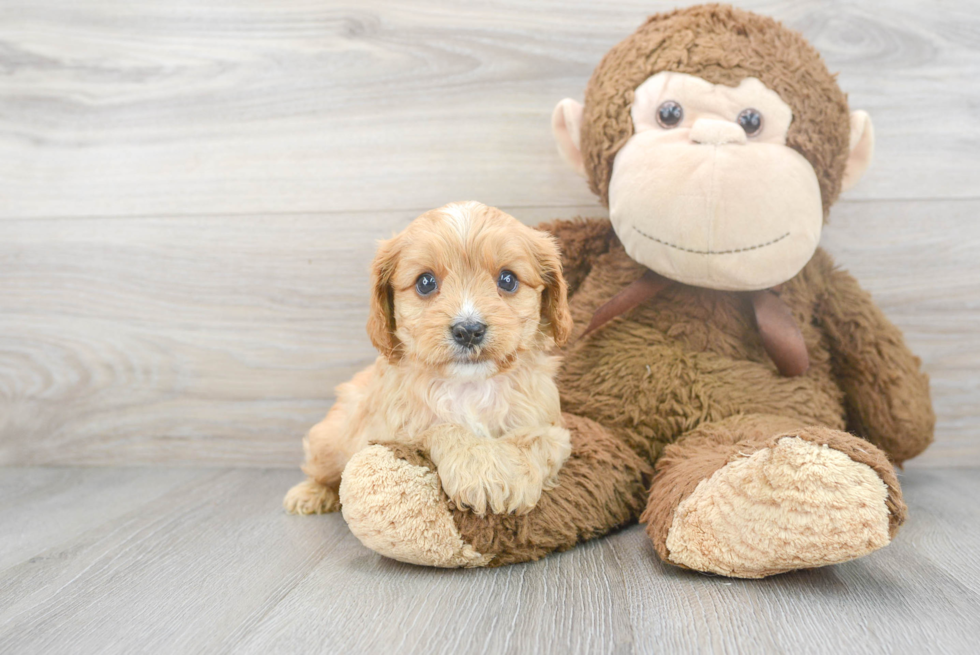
284;201;574;516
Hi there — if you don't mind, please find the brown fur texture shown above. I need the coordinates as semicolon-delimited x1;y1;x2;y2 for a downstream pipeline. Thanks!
554;231;933;469
581;4;850;216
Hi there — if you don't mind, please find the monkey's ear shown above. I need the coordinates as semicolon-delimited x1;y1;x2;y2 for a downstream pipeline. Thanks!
841;110;875;192
551;99;587;178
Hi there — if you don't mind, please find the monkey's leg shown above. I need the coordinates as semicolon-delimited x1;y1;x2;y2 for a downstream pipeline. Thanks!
338;413;652;567
642;414;907;579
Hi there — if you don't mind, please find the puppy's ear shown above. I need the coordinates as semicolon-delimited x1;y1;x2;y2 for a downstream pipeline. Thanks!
366;235;401;359
532;230;573;347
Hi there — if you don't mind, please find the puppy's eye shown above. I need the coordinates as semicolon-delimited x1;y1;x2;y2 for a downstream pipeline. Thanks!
737;108;763;136
415;272;438;296
656;101;684;128
497;270;518;293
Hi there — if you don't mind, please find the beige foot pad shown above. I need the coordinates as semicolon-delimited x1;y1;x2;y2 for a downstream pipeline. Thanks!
339;445;492;568
665;436;891;578
284;480;340;515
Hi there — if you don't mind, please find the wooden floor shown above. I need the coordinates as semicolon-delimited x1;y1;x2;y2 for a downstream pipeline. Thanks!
1;466;979;654
2;0;979;653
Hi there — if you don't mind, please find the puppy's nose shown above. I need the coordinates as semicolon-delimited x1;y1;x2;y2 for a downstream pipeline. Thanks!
451;321;487;348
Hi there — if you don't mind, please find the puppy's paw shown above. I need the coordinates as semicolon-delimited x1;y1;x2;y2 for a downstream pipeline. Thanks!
507;426;571;491
283;479;340;515
436;441;544;516
543;427;572;488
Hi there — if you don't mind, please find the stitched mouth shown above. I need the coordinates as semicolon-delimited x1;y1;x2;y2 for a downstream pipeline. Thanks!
633;225;790;255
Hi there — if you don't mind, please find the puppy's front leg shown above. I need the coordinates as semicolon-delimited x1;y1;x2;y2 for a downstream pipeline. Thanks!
498;424;572;493
427;424;571;515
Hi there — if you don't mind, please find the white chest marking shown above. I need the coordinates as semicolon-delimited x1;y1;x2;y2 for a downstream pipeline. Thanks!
427;374;511;438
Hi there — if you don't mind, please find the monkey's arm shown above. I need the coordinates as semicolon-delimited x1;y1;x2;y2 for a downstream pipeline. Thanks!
535;217;614;297
815;261;935;465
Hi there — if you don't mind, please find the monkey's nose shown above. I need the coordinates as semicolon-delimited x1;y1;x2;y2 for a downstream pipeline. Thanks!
451;321;487;348
689;119;747;146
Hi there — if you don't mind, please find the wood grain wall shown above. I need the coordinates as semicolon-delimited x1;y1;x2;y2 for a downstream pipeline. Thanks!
1;0;977;467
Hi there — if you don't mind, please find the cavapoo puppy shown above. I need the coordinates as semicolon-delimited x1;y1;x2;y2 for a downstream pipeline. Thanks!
284;201;574;517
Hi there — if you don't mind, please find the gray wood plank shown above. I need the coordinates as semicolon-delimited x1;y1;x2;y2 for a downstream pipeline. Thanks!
0;468;339;655
1;201;976;468
0;467;977;655
1;0;978;220
0;467;207;571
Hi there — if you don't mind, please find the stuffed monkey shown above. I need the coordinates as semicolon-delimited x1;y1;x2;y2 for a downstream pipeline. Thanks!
336;4;934;578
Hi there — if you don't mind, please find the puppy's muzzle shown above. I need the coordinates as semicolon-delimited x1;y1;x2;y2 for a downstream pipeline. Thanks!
451;321;487;348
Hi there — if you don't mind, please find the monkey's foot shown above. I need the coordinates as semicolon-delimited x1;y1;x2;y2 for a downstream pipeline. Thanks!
283;479;340;515
339;445;492;568
664;436;893;578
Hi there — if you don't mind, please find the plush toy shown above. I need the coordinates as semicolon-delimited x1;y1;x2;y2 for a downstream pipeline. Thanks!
337;4;934;577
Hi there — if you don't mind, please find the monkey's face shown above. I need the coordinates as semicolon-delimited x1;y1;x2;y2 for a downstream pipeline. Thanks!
553;72;874;291
608;72;823;291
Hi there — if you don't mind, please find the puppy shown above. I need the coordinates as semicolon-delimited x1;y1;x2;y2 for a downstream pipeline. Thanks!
284;201;574;516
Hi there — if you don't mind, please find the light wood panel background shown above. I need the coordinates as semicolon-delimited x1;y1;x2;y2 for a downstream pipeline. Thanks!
1;0;978;470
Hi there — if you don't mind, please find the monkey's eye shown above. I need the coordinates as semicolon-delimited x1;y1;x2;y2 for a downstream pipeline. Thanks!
415;272;438;296
656;101;684;128
497;270;518;293
737;108;763;136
